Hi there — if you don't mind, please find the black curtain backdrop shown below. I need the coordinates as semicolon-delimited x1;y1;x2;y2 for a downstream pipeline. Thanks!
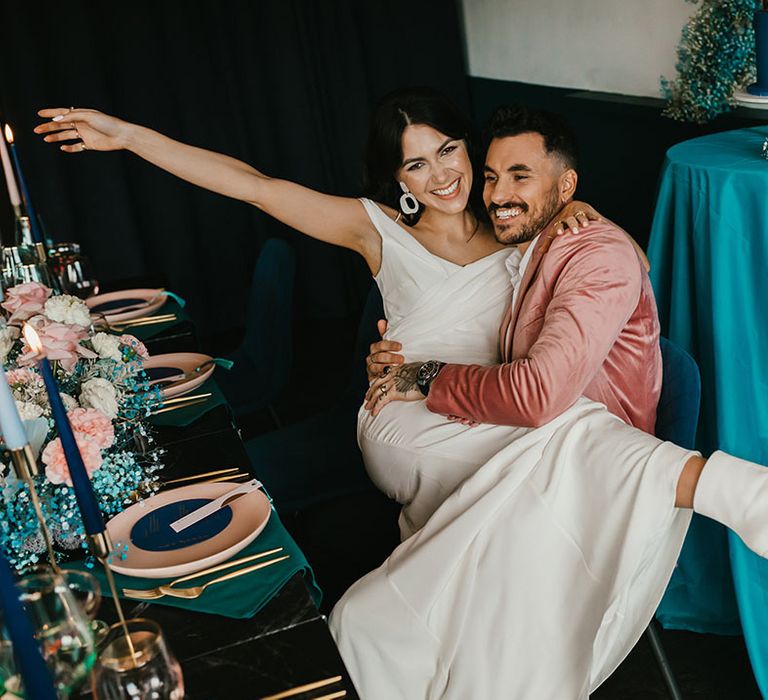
0;0;469;339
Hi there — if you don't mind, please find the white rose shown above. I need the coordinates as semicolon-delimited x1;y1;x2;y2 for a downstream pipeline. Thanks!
0;326;17;364
15;400;44;421
79;378;119;419
43;295;92;328
61;393;79;411
91;333;123;362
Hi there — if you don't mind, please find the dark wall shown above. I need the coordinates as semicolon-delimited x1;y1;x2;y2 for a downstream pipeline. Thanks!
0;1;469;340
470;78;768;250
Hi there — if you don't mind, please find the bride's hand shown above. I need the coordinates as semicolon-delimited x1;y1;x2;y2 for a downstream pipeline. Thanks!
34;107;132;153
365;362;424;416
366;320;405;381
552;200;602;235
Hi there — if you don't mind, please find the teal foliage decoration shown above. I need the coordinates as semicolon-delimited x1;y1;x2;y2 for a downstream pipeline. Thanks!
662;0;761;123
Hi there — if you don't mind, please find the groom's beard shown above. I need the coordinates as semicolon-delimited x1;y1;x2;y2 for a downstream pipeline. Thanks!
488;187;562;246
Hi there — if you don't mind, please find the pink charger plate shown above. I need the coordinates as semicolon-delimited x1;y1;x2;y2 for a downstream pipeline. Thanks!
85;288;167;323
106;482;271;579
143;352;216;399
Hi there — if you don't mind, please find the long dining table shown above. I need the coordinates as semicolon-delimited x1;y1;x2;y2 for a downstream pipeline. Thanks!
78;283;359;699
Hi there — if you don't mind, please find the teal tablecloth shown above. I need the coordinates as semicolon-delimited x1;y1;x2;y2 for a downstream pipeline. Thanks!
648;126;768;692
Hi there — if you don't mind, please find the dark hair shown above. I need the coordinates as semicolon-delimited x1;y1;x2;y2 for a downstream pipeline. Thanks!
486;104;578;171
363;87;484;225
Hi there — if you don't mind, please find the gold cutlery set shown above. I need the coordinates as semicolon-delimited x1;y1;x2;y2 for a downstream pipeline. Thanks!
150;392;212;415
123;547;289;601
259;676;347;700
159;467;252;488
94;312;177;333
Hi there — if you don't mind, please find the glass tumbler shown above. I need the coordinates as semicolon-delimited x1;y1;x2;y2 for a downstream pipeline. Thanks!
91;618;184;700
16;569;97;697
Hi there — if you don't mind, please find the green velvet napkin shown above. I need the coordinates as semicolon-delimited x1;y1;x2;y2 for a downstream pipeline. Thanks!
149;378;228;428
70;509;321;619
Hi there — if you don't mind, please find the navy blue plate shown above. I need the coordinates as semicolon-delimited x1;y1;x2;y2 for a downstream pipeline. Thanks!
90;297;147;313
143;366;179;381
130;499;233;552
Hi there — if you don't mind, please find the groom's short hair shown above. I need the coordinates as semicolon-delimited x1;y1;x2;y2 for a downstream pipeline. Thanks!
486;104;578;171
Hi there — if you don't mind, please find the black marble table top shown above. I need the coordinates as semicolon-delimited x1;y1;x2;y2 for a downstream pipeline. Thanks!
77;280;360;697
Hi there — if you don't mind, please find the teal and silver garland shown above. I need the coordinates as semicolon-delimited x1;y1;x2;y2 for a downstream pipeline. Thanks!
662;0;761;123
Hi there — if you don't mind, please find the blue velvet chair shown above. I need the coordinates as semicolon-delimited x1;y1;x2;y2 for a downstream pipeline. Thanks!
245;284;384;511
216;238;295;423
644;336;702;700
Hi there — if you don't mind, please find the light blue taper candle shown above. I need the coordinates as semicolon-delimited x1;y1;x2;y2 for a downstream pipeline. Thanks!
0;367;28;450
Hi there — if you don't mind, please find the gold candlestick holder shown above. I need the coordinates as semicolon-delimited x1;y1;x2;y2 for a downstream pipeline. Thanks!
8;445;58;572
86;531;138;663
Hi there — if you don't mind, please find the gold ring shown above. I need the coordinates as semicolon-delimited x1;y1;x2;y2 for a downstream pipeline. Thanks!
575;211;587;218
379;384;388;395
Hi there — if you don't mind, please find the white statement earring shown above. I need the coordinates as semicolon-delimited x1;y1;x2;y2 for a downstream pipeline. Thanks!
399;181;420;215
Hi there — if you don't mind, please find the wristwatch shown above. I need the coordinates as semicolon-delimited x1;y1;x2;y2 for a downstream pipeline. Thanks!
416;360;445;397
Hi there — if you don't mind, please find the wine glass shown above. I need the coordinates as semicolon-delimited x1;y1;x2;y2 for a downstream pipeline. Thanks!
59;255;99;299
91;618;184;700
16;569;97;697
58;569;109;647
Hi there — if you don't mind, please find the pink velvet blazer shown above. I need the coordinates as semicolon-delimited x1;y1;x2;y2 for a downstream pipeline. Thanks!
426;222;662;434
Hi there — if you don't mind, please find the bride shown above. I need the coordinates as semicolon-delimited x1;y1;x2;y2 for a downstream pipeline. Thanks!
36;89;768;698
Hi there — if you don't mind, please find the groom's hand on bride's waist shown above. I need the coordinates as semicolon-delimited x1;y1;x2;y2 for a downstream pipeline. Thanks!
366;319;405;380
365;362;425;415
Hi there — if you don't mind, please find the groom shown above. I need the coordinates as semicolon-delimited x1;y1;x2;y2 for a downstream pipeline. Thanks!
365;104;662;436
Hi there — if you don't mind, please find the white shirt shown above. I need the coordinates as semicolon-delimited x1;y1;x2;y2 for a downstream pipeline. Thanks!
502;234;540;355
506;234;541;312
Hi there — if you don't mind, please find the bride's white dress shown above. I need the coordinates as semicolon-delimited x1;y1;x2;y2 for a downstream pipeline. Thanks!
332;199;695;699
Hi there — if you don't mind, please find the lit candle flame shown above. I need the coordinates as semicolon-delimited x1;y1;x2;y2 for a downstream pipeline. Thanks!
3;124;13;145
22;324;43;355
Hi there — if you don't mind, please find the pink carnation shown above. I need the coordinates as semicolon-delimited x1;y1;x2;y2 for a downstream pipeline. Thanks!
4;368;44;388
42;434;103;486
67;407;115;449
119;334;149;360
1;282;52;323
17;317;97;373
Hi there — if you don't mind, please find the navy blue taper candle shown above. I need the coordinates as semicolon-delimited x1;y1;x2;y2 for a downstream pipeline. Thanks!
0;548;58;700
24;326;106;537
3;125;44;245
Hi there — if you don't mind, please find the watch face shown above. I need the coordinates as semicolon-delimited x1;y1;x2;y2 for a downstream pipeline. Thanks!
417;361;439;383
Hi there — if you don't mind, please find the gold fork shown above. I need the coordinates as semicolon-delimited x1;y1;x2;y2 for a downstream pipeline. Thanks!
122;548;285;600
156;555;290;599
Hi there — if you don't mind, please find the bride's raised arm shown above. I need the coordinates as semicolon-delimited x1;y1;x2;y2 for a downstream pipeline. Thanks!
34;108;380;269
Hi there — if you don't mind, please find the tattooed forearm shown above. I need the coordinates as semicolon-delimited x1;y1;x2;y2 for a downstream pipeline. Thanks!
393;363;420;393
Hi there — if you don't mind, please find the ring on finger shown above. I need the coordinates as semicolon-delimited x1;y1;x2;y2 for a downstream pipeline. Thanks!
379;384;388;395
382;365;391;375
80;142;87;151
575;211;587;218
